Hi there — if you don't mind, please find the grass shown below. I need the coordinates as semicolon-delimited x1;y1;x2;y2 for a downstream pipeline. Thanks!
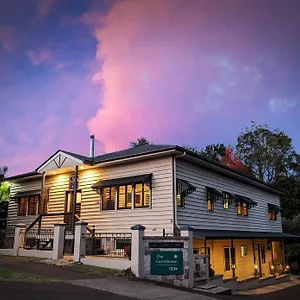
64;263;123;278
0;268;60;283
0;255;44;262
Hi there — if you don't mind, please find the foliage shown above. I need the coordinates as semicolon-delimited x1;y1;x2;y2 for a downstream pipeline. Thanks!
282;215;300;271
0;182;10;203
220;146;253;176
130;137;152;148
236;122;297;184
183;143;226;162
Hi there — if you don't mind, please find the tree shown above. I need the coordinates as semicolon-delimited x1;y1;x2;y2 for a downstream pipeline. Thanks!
200;144;226;162
220;146;253;176
0;166;9;229
236;122;297;184
130;137;153;148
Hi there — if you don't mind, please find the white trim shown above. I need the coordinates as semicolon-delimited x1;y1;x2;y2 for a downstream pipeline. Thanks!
37;151;84;173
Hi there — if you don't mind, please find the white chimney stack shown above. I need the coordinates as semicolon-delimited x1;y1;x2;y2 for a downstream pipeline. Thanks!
90;134;95;158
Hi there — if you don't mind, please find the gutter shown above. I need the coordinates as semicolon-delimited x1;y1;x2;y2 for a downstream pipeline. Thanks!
173;151;186;233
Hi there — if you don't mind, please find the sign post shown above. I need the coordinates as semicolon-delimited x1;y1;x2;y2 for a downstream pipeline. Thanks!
150;251;183;275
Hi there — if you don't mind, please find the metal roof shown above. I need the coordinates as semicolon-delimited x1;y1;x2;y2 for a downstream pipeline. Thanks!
193;229;300;240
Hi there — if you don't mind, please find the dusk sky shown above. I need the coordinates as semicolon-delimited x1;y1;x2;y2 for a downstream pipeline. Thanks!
1;0;300;176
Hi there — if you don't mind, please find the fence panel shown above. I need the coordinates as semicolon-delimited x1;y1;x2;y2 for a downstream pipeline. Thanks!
24;229;54;251
85;232;131;259
63;229;75;255
0;228;15;249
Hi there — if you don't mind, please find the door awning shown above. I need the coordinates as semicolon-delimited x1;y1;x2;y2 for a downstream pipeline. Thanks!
177;179;196;197
92;174;152;189
234;194;257;208
12;190;41;198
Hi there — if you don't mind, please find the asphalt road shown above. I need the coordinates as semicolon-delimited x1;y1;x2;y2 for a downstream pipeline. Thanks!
0;281;137;300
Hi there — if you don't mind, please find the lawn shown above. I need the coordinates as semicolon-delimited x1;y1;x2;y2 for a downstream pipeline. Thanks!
0;268;60;283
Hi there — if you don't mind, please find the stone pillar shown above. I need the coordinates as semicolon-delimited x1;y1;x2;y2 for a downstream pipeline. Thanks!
53;223;66;260
180;225;194;288
74;220;88;262
131;224;145;278
14;223;26;252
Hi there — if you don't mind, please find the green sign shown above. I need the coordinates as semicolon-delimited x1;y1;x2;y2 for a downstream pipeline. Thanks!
150;251;183;275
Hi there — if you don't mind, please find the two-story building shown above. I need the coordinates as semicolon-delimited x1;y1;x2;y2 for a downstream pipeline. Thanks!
5;140;296;281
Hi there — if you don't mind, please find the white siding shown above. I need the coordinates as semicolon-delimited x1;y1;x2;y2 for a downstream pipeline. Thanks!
7;156;174;235
79;156;174;235
7;178;41;228
176;159;282;233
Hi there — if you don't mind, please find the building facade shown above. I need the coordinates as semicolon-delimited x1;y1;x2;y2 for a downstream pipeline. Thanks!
5;144;292;280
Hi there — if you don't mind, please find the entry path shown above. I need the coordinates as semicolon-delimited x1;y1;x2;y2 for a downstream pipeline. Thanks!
71;278;216;300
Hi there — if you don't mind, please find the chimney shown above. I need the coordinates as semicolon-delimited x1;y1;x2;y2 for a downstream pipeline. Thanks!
90;134;95;158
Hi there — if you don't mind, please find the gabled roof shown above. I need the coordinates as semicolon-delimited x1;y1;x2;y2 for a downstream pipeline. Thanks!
93;144;176;164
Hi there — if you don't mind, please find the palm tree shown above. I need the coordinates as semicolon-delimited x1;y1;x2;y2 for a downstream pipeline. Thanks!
130;137;153;148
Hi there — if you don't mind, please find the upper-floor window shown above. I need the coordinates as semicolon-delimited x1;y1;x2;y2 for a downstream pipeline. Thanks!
236;201;248;216
134;183;150;208
118;185;132;209
268;203;279;221
223;192;230;209
18;195;40;216
102;187;116;210
207;191;214;212
176;179;196;207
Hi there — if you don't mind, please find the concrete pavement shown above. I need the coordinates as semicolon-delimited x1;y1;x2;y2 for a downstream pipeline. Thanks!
71;277;216;300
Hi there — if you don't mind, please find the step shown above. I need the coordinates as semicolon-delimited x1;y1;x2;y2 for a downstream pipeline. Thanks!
195;283;217;290
194;286;232;295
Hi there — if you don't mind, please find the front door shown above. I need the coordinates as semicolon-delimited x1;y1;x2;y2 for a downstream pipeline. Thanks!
224;247;236;275
255;244;266;276
64;191;82;227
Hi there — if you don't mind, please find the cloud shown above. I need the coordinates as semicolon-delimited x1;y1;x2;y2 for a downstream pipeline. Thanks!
0;26;14;52
27;49;52;66
83;0;264;152
36;0;57;18
268;98;297;114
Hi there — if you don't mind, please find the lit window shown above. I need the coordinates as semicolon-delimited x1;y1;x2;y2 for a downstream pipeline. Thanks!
177;182;184;207
118;185;132;209
268;206;277;221
241;245;248;257
236;201;248;216
207;191;214;212
223;193;230;209
102;187;116;210
134;183;150;208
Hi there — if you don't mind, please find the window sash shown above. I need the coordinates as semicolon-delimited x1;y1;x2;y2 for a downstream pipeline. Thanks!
102;187;116;210
18;196;40;216
134;183;150;208
117;185;132;209
268;208;277;221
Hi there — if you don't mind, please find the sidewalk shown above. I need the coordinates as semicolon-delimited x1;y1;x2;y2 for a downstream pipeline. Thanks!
71;277;216;300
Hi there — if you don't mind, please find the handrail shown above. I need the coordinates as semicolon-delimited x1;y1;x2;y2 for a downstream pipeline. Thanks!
26;215;41;232
26;212;94;233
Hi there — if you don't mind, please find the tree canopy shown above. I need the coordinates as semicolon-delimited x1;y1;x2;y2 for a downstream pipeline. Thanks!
130;137;153;148
236;122;297;184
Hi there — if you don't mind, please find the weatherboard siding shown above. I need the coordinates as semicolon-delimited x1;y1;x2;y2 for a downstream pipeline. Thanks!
7;178;42;228
7;156;174;234
176;159;282;233
78;156;174;235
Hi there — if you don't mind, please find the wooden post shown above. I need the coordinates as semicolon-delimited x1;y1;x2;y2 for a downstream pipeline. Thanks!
72;166;78;234
231;239;235;278
253;239;257;276
204;238;207;254
39;172;46;214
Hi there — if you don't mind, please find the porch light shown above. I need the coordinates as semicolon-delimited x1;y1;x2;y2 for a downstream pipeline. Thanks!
232;264;236;269
52;171;56;175
286;265;290;269
271;265;275;270
80;166;84;169
254;264;258;270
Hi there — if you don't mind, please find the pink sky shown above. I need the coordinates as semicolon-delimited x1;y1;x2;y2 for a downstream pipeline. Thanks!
1;0;300;176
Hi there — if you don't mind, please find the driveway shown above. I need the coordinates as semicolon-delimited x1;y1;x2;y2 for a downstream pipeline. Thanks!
0;281;136;300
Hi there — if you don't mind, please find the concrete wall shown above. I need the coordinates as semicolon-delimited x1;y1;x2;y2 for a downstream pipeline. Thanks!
81;257;131;270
